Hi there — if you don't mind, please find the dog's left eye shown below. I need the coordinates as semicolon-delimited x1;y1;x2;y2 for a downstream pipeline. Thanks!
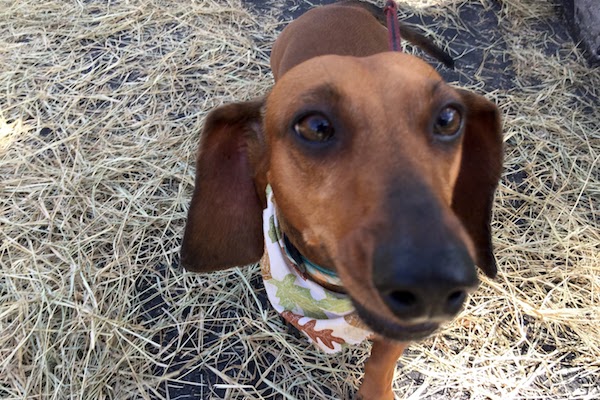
434;106;462;138
294;112;335;142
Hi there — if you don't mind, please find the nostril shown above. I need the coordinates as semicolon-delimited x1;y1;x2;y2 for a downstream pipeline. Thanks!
445;290;467;312
388;290;417;309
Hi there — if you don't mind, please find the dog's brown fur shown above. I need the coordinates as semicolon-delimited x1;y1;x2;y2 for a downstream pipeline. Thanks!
181;2;502;399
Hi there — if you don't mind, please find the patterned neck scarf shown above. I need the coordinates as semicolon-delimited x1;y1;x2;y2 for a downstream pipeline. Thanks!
260;186;373;353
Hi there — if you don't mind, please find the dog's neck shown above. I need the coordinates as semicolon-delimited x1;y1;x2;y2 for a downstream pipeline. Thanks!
266;186;345;293
261;186;373;353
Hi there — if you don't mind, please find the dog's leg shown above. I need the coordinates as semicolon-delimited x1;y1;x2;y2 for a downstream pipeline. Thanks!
356;338;407;400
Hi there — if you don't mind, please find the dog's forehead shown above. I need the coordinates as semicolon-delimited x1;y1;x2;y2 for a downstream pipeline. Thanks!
266;52;446;124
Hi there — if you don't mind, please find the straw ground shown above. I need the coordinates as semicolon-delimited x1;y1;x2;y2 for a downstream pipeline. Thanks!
0;0;598;399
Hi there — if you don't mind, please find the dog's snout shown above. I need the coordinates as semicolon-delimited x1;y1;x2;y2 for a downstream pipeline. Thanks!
373;245;478;322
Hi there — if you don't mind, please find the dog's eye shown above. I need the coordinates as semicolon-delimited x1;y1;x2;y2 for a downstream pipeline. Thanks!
434;106;462;137
294;113;334;142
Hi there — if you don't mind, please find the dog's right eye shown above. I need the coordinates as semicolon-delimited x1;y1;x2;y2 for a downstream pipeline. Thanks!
433;106;462;138
293;112;335;142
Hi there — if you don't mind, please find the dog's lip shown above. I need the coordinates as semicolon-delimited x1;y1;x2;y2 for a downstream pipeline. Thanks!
351;298;441;341
379;320;440;341
394;321;439;334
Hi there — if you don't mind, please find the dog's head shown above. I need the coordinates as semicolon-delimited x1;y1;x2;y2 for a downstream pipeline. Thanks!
181;52;502;341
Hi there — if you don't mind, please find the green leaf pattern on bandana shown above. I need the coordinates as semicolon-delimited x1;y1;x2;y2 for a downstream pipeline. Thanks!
316;291;354;314
270;274;354;319
268;215;281;244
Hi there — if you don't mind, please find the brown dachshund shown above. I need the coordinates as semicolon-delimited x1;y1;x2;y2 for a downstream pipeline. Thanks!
181;1;503;399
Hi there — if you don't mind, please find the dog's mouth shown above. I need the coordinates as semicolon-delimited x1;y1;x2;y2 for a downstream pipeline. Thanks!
352;298;440;341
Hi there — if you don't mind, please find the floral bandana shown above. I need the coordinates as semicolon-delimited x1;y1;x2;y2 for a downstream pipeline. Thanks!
260;186;373;353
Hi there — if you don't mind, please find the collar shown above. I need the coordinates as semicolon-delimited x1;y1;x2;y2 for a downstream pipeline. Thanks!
281;234;345;292
260;185;372;353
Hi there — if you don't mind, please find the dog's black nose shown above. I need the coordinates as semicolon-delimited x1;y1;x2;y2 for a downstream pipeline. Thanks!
373;244;478;322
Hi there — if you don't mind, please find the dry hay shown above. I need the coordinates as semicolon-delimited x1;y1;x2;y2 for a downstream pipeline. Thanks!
0;0;598;399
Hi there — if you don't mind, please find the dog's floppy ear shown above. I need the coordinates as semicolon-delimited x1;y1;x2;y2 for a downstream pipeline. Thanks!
181;98;266;272
453;90;503;278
